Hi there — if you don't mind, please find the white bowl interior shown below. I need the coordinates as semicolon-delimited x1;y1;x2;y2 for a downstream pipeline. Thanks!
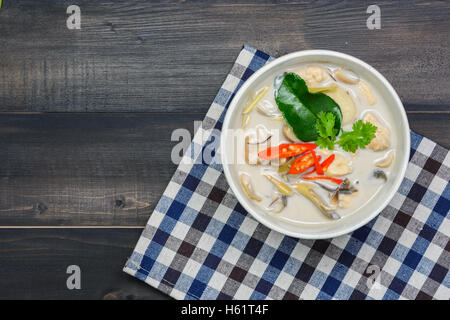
221;50;410;239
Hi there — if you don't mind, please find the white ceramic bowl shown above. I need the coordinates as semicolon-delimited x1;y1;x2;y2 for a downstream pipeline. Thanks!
221;50;410;239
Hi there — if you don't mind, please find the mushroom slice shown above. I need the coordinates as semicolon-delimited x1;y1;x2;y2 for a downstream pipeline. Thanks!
339;178;358;194
294;183;341;220
334;68;360;85
256;100;282;118
325;86;357;125
317;178;357;194
313;181;337;192
374;150;395;168
283;124;299;142
330;187;340;206
363;113;390;151
373;169;387;181
263;174;293;196
328;178;359;208
250;126;272;144
268;193;287;213
359;80;376;105
240;173;262;201
325;154;353;177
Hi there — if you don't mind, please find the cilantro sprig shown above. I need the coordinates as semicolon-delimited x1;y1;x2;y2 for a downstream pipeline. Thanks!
314;111;377;153
314;111;339;150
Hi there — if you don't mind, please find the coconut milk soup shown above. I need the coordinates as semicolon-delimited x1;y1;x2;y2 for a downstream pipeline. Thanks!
232;63;397;225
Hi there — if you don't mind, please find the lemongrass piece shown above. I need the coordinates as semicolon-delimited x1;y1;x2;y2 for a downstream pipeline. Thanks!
263;174;293;196
270;116;284;121
241;114;250;128
308;83;338;93
240;173;262;201
242;86;269;114
374;150;395;168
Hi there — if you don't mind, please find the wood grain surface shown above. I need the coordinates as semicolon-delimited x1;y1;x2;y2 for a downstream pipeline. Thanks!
0;0;449;112
0;228;170;299
0;0;448;299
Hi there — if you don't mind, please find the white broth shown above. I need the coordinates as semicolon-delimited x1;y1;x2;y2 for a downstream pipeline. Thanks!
231;63;397;225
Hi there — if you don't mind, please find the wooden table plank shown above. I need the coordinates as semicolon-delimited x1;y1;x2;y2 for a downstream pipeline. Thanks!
0;0;449;112
0;112;448;226
0;228;170;299
0;113;202;226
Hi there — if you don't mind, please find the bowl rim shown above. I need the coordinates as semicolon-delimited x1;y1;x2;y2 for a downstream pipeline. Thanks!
220;49;410;239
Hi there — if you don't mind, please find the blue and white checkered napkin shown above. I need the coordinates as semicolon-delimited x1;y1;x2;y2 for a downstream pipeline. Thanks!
124;45;450;300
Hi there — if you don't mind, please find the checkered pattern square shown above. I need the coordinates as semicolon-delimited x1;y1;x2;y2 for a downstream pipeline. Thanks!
124;45;449;300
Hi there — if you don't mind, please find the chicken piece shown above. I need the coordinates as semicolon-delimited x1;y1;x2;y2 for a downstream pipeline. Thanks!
363;113;390;151
325;154;353;177
305;66;325;82
297;66;329;87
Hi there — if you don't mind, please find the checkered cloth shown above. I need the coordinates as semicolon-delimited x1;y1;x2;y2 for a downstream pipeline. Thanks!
124;45;450;300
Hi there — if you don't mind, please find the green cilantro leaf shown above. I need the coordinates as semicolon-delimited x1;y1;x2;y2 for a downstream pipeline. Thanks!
337;120;377;152
314;111;338;150
314;112;377;152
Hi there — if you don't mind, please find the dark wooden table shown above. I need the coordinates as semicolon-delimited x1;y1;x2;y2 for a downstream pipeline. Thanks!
0;0;449;299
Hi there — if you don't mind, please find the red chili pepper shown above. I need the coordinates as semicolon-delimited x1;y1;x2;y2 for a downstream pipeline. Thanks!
289;152;321;175
258;143;317;160
320;154;335;171
302;176;343;184
311;151;323;175
304;154;335;176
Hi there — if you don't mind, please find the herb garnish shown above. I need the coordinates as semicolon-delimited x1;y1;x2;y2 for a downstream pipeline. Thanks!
315;111;339;150
315;111;377;152
275;73;342;142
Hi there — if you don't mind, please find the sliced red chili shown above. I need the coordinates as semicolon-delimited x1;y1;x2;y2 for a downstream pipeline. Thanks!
289;152;321;175
302;176;343;184
311;151;323;175
304;154;335;176
258;143;317;160
320;154;335;171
